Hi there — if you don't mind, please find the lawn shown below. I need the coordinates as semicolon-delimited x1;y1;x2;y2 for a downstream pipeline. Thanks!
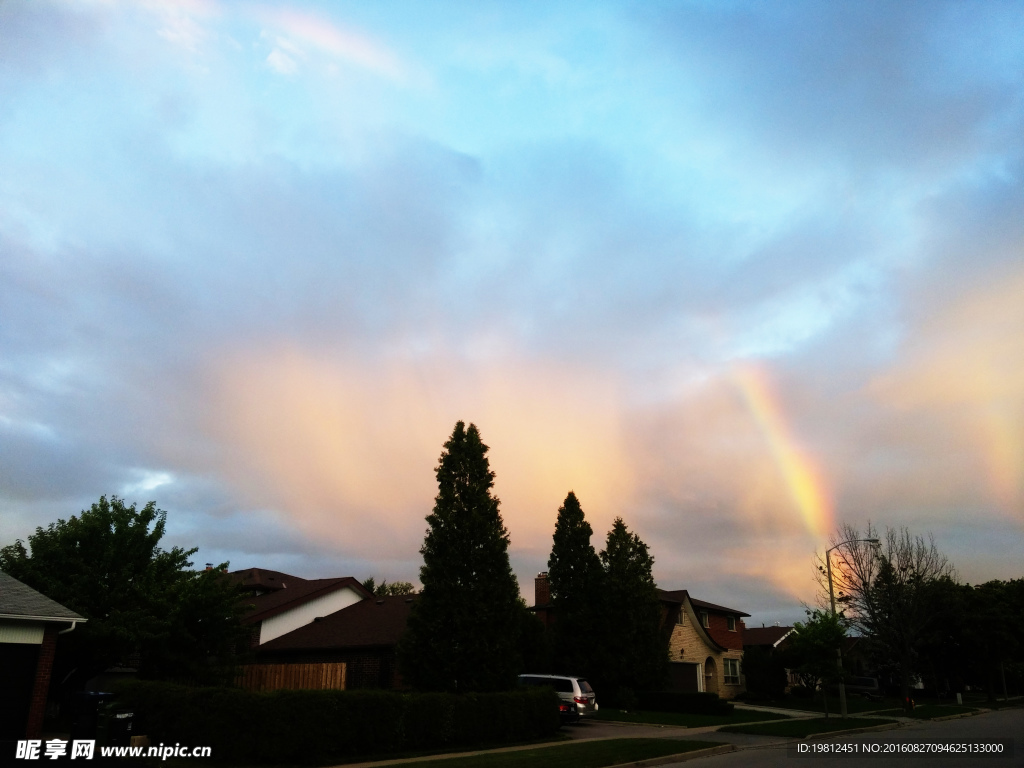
746;695;900;715
718;717;898;738
594;708;791;727
376;738;725;768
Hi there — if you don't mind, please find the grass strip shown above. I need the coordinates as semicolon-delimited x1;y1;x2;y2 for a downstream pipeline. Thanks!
376;738;724;768
873;705;978;720
594;709;790;727
719;717;898;738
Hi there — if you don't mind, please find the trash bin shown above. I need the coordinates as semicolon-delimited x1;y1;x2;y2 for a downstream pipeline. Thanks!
70;692;116;742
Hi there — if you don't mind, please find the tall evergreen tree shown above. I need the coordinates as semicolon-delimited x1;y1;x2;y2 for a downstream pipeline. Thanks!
597;518;667;699
547;491;603;675
398;421;523;692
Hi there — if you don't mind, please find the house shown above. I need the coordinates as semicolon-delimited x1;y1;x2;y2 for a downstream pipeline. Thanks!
658;590;749;699
229;568;372;647
743;625;794;651
256;594;416;689
0;571;85;741
531;573;749;699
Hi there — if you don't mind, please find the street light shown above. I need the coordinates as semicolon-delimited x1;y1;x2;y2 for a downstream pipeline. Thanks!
826;537;880;718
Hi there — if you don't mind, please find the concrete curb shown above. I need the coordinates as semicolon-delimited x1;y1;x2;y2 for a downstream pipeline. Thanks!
602;744;737;767
930;710;981;722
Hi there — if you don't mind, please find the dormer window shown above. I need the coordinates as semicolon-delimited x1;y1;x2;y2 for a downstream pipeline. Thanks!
727;616;736;631
700;611;709;628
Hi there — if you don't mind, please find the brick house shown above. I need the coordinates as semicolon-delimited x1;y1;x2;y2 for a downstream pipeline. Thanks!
0;571;85;741
658;589;749;699
230;568;372;647
256;594;415;689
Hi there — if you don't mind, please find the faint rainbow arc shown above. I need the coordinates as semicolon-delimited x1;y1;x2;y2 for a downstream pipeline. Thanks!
732;365;833;537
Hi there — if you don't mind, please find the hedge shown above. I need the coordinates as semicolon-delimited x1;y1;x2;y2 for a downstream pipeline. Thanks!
114;682;560;764
636;691;734;715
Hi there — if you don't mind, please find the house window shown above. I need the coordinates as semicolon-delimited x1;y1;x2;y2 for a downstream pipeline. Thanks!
676;609;685;625
727;616;736;631
724;658;740;685
700;612;709;628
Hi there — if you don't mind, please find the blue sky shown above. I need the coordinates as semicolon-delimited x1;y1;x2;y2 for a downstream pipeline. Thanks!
2;0;1022;625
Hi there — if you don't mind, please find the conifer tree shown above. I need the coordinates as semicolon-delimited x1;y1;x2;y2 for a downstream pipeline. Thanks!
597;517;667;699
398;421;522;691
547;491;603;674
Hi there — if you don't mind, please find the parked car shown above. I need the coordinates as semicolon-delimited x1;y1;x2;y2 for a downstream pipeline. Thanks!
844;676;882;699
518;674;598;723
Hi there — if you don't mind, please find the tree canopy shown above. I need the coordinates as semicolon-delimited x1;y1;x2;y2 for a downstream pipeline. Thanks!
817;522;956;706
0;496;247;686
398;422;523;692
362;577;416;596
782;609;847;717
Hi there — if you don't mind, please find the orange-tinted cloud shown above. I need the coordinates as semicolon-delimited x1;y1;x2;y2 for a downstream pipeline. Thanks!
201;346;634;559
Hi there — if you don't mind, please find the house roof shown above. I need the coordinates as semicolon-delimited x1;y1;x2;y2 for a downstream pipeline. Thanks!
0;571;86;623
259;594;415;652
658;589;750;618
230;569;372;624
743;626;793;647
229;567;300;593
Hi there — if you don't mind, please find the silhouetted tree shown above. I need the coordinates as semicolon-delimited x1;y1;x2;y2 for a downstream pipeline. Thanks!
547;491;603;675
397;422;522;692
596;518;667;701
0;496;247;687
362;577;416;596
817;523;955;708
781;609;847;718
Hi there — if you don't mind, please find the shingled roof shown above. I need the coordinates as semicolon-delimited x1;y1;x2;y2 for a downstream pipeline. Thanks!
0;571;85;623
260;594;415;652
658;589;750;617
743;626;793;647
229;568;372;624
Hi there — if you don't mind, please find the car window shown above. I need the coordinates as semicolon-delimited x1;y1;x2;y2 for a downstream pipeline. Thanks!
551;679;573;692
577;680;594;694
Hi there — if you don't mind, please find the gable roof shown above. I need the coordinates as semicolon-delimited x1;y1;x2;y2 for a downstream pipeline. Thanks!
0;571;86;623
658;589;750;617
230;569;373;624
259;594;414;652
229;567;299;593
743;626;794;647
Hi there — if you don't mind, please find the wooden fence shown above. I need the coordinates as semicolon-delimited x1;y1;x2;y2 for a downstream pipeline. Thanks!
235;662;347;692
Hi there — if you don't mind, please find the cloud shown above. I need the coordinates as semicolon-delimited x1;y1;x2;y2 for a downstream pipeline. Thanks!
253;6;410;83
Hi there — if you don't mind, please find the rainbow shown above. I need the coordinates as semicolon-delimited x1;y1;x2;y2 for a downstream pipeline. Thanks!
732;364;833;537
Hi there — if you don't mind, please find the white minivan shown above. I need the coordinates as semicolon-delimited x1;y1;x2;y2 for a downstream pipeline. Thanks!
518;674;598;722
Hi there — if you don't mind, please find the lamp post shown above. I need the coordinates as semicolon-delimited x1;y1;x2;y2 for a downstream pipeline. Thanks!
826;537;879;718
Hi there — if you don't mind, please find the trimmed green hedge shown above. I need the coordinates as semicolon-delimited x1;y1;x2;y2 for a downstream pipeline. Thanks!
636;691;734;715
114;682;560;764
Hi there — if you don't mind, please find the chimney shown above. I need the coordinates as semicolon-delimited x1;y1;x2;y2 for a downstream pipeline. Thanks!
535;572;550;607
205;563;213;571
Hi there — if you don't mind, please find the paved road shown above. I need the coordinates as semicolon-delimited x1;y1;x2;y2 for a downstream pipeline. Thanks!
656;708;1023;768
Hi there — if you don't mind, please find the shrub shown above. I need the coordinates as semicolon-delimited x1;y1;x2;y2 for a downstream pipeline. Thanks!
115;682;559;764
636;690;734;715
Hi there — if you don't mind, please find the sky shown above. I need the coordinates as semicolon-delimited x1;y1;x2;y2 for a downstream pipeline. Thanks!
1;0;1022;627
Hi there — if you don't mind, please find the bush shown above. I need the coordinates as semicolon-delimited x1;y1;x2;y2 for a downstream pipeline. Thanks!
636;691;734;715
789;685;814;699
115;682;560;764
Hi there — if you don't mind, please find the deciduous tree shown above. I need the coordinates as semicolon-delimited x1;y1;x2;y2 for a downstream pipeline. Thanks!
0;496;247;686
818;522;955;707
